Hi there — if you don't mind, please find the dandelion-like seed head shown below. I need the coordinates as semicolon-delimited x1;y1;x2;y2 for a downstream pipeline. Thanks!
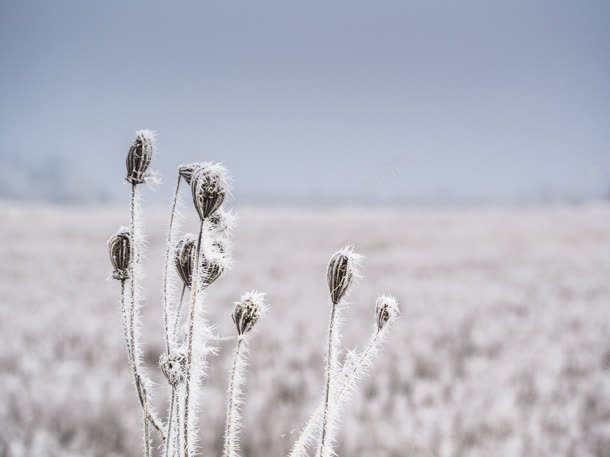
178;162;202;185
191;163;230;221
174;235;196;288
159;352;187;386
375;295;400;330
126;129;155;184
108;227;131;280
232;291;267;336
327;245;363;305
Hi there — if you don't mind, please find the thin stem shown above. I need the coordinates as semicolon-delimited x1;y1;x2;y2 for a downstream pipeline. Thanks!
165;388;176;457
173;284;187;340
223;338;244;457
128;183;166;441
338;331;380;399
144;397;151;457
163;175;182;353
183;220;204;457
120;279;132;361
176;387;182;457
318;303;338;457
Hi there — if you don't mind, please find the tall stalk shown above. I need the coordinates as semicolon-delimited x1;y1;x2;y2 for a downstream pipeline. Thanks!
129;183;166;441
318;303;338;457
183;221;204;457
162;174;182;353
223;338;244;457
222;291;267;457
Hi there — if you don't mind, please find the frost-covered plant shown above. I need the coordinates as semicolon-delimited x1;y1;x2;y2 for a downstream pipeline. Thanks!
108;130;398;457
223;291;268;457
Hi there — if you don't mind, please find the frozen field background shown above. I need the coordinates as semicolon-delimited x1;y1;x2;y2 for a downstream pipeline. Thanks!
1;202;609;457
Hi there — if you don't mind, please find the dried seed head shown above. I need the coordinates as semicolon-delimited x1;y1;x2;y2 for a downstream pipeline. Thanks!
126;130;155;184
191;163;230;220
200;252;225;287
175;235;196;288
232;291;267;336
375;295;400;330
108;227;131;280
178;162;202;185
327;245;363;305
159;352;187;386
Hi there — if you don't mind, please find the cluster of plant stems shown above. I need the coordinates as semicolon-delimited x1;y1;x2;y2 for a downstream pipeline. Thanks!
108;130;400;457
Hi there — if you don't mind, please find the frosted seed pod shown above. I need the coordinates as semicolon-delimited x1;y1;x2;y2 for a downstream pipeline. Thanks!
232;292;267;336
126;130;154;184
108;227;131;280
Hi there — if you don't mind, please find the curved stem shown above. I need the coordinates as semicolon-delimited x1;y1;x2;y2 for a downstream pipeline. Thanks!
163;175;182;353
128;183;166;441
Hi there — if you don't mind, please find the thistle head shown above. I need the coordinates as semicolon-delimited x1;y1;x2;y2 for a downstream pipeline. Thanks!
200;250;226;288
232;291;267;336
159;352;187;386
375;295;400;330
178;162;202;185
191;163;230;220
108;227;131;280
126;130;155;184
174;235;196;288
327;245;363;305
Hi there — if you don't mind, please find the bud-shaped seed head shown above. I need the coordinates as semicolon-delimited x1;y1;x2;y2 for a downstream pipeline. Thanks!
126;130;155;184
108;227;131;280
232;291;267;336
178;162;202;185
327;245;363;305
191;163;230;220
159;352;187;386
175;235;196;288
375;295;400;330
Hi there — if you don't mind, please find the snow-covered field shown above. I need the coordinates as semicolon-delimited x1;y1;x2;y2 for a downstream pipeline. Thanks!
1;203;609;457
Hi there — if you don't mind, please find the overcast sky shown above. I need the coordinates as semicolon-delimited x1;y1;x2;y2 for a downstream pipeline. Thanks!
1;0;609;204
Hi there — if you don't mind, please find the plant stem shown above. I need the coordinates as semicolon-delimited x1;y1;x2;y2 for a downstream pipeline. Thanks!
223;338;244;457
144;397;151;457
165;388;176;457
163;174;182;353
129;183;166;441
173;284;187;340
183;220;204;457
120;279;132;361
318;303;338;457
338;331;380;399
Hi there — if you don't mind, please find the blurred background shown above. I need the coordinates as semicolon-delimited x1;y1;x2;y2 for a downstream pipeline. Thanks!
1;1;609;457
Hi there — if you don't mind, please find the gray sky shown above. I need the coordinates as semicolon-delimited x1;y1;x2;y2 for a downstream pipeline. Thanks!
1;0;609;204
